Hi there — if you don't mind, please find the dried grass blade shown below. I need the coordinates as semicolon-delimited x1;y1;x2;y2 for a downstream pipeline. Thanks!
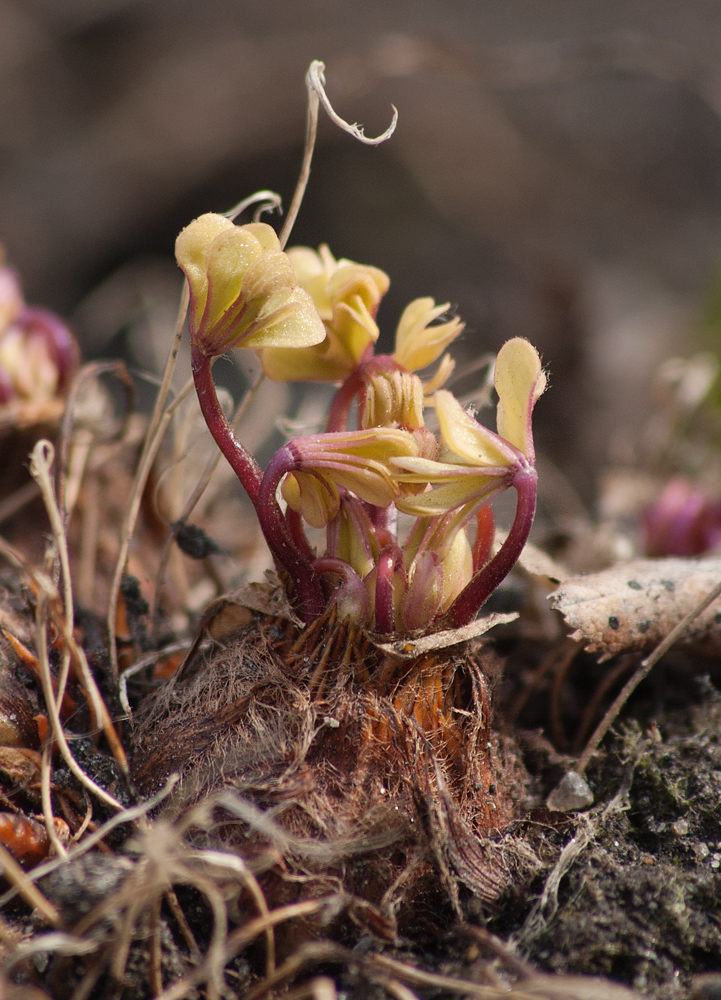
0;840;61;927
107;281;189;681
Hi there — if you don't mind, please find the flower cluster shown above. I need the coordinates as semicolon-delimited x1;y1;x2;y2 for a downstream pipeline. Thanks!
178;216;546;630
0;254;79;414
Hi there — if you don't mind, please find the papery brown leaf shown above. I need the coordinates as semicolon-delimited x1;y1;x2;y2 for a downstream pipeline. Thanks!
550;557;721;660
370;613;518;659
200;576;303;640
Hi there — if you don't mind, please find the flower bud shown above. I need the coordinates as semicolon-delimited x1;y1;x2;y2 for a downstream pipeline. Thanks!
361;370;424;430
0;307;79;404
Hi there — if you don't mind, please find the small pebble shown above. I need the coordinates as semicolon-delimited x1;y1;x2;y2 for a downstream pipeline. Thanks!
672;819;689;837
546;771;594;812
693;842;710;861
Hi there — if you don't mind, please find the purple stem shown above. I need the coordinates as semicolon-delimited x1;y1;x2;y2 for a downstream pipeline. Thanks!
191;344;263;503
287;507;316;563
259;448;326;622
192;345;323;623
446;464;538;627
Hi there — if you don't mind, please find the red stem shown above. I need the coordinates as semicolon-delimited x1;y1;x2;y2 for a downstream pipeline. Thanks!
259;448;326;622
191;345;262;503
192;345;323;622
472;504;496;571
447;465;537;627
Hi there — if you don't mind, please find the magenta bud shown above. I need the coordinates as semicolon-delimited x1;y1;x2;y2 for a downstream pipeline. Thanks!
15;307;80;393
643;477;721;557
314;557;370;623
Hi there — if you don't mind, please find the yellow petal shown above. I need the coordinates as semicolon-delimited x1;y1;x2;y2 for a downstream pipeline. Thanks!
242;222;282;253
434;391;517;467
282;471;339;528
259;338;351;382
326;262;389;315
421;353;455;395
494;337;546;458
332;297;380;364
391;456;503;482
440;528;473;611
326;464;398;508
242;288;326;350
396;475;505;517
202;227;267;333
175;213;235;321
393;298;464;371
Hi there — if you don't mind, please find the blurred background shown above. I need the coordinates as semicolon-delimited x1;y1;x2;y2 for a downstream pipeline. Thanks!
3;0;721;512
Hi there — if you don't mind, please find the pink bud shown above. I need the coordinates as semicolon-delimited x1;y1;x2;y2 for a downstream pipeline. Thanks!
14;307;80;393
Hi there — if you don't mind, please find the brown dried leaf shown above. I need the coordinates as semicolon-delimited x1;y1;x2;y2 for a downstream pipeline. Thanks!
550;557;721;660
0;747;42;796
370;613;518;659
201;575;303;640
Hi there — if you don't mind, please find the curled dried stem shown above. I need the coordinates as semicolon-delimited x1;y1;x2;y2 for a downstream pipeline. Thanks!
279;59;397;249
224;189;282;222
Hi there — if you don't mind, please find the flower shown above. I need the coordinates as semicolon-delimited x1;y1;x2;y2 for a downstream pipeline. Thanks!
392;297;463;387
175;214;326;357
392;338;546;516
361;369;425;430
277;428;420;528
643;476;721;557
0;256;79;407
259;245;389;381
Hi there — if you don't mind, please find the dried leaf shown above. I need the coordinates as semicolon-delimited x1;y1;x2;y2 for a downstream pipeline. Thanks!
202;576;303;639
551;557;721;660
371;613;518;659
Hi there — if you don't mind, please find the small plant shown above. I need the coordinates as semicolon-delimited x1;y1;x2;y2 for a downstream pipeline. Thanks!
177;218;546;631
0;252;78;421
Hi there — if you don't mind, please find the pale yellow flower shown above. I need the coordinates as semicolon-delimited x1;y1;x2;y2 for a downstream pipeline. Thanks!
392;297;463;378
259;245;389;381
281;428;419;528
392;338;546;516
175;214;326;356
